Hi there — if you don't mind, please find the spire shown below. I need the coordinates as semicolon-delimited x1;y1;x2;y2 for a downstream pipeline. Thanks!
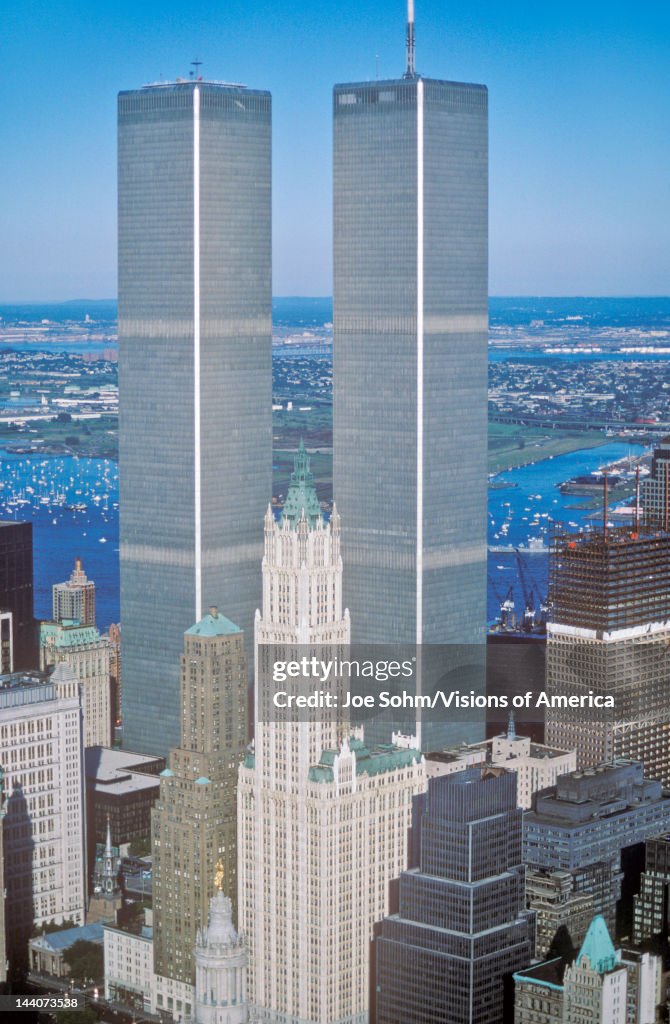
281;441;322;528
507;711;516;741
404;0;416;79
577;915;618;974
105;814;113;858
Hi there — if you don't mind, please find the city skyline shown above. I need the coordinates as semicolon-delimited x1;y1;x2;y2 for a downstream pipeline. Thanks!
3;0;670;301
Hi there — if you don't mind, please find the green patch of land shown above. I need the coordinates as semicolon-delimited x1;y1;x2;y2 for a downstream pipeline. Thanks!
0;414;118;459
488;423;611;475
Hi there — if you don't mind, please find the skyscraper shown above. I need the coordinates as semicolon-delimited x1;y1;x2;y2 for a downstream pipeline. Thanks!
152;609;248;986
40;619;113;747
118;77;271;755
641;436;670;526
238;447;425;1023
1;665;86;978
332;7;488;749
523;761;670;939
545;524;670;783
372;767;534;1024
52;556;96;626
0;519;35;670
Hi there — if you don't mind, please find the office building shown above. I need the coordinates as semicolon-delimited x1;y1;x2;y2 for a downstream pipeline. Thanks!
545;524;670;784
153;609;248;986
52;556;96;626
332;12;488;750
524;868;594;961
104;910;155;1017
0;519;35;670
633;834;670;946
194;885;255;1024
118;76;272;755
372;767;534;1024
523;761;670;939
1;665;86;976
514;916;662;1024
641;436;670;525
238;447;425;1023
107;622;121;727
424;713;576;808
84;745;163;864
40;619;112;747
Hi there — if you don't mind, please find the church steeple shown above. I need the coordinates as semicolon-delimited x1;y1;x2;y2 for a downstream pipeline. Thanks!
280;441;322;528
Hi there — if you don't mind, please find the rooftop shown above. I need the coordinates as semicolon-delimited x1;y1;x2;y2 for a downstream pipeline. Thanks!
513;957;566;991
577;915;618;974
31;922;104;952
308;738;421;783
185;607;241;638
85;746;164;796
281;441;322;528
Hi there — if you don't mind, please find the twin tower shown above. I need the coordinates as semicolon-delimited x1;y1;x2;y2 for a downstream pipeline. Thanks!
118;68;489;756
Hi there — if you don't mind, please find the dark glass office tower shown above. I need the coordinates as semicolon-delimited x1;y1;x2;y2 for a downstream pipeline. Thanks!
0;520;35;670
118;80;271;755
333;65;488;750
372;767;534;1024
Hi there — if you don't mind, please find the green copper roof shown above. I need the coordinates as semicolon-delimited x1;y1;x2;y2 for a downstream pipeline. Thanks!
577;915;617;974
281;441;322;528
40;621;102;647
185;609;241;637
195;776;211;785
308;739;422;783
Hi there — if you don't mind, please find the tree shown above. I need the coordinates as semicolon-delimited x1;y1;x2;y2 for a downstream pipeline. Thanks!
63;940;104;986
65;435;80;447
58;1008;97;1024
31;916;76;937
55;411;72;423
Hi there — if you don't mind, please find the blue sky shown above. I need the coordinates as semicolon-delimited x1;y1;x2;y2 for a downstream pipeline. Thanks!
2;0;669;299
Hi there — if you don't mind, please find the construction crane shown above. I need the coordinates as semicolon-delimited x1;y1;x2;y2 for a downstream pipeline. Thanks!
487;574;516;630
514;549;539;632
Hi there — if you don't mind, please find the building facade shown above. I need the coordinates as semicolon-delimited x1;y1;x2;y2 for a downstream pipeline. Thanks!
152;609;248;986
332;61;488;750
118;78;272;755
424;714;576;809
52;557;96;626
545;525;670;784
0;519;35;670
641;436;670;526
373;767;534;1024
633;834;670;946
238;448;426;1023
0;665;86;976
514;915;662;1024
524;868;594;961
40;620;112;747
523;761;670;939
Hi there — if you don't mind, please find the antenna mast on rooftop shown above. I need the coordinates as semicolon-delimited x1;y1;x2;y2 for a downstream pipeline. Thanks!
191;59;203;81
404;0;416;79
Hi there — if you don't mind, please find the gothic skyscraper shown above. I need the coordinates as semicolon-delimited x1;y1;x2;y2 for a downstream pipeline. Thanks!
117;77;271;755
238;446;425;1024
332;8;488;748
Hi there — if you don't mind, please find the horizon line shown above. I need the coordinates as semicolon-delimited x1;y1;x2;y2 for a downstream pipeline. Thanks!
2;294;670;306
